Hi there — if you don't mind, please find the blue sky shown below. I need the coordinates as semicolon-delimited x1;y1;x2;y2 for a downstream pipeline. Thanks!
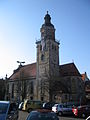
0;0;90;78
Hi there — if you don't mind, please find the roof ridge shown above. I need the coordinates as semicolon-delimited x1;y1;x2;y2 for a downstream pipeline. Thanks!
23;62;36;67
60;62;74;66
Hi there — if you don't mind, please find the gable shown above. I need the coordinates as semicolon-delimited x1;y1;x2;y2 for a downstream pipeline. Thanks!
59;63;81;77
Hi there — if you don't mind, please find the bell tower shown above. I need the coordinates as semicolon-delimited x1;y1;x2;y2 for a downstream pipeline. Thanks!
36;12;60;101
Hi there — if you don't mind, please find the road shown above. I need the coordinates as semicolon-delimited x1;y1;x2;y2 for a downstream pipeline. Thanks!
18;110;85;120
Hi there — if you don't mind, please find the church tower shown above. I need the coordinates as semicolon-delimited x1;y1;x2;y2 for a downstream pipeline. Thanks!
36;12;60;101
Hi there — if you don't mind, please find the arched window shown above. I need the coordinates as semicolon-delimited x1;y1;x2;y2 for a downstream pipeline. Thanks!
41;96;44;101
41;54;44;61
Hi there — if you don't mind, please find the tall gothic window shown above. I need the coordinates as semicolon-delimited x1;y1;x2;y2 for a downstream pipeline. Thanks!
30;81;33;94
12;83;14;98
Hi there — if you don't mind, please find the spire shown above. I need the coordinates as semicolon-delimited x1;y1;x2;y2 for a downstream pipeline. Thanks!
40;12;55;40
44;11;51;25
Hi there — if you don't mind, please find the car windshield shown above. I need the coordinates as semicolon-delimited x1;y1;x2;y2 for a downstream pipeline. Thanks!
0;103;9;114
27;112;58;120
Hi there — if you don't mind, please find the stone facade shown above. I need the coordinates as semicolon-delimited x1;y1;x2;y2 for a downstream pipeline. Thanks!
6;63;37;102
6;12;85;104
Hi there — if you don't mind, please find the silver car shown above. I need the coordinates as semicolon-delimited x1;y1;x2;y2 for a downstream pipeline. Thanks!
52;103;73;116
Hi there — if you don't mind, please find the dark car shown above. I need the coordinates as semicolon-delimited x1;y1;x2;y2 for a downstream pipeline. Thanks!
0;101;10;120
72;105;90;118
0;101;18;120
42;102;55;110
26;109;59;120
7;102;19;120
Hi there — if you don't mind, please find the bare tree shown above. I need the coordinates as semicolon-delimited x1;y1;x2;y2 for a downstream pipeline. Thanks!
38;72;59;102
38;72;70;102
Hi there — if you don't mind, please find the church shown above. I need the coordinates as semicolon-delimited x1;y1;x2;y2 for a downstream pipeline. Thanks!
6;12;85;104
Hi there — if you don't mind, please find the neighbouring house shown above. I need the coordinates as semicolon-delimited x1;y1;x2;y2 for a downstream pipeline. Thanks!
81;72;90;104
0;79;6;100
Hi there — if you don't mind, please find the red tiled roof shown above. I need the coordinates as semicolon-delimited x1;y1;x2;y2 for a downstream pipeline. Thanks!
9;62;81;80
59;63;81;77
9;63;36;80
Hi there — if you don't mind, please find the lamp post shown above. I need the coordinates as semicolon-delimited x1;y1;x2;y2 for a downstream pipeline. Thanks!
17;61;25;66
17;61;25;102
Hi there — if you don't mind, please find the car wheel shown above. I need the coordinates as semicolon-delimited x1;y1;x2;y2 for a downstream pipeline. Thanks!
58;111;62;116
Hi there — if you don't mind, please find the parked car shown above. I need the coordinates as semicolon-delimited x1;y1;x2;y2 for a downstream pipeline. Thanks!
7;102;19;120
42;102;55;110
72;105;90;118
0;101;10;120
22;99;42;112
18;102;24;110
26;109;59;120
0;101;18;120
52;103;73;116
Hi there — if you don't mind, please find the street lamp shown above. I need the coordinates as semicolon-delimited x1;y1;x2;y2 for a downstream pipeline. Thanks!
17;61;25;66
17;61;25;102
